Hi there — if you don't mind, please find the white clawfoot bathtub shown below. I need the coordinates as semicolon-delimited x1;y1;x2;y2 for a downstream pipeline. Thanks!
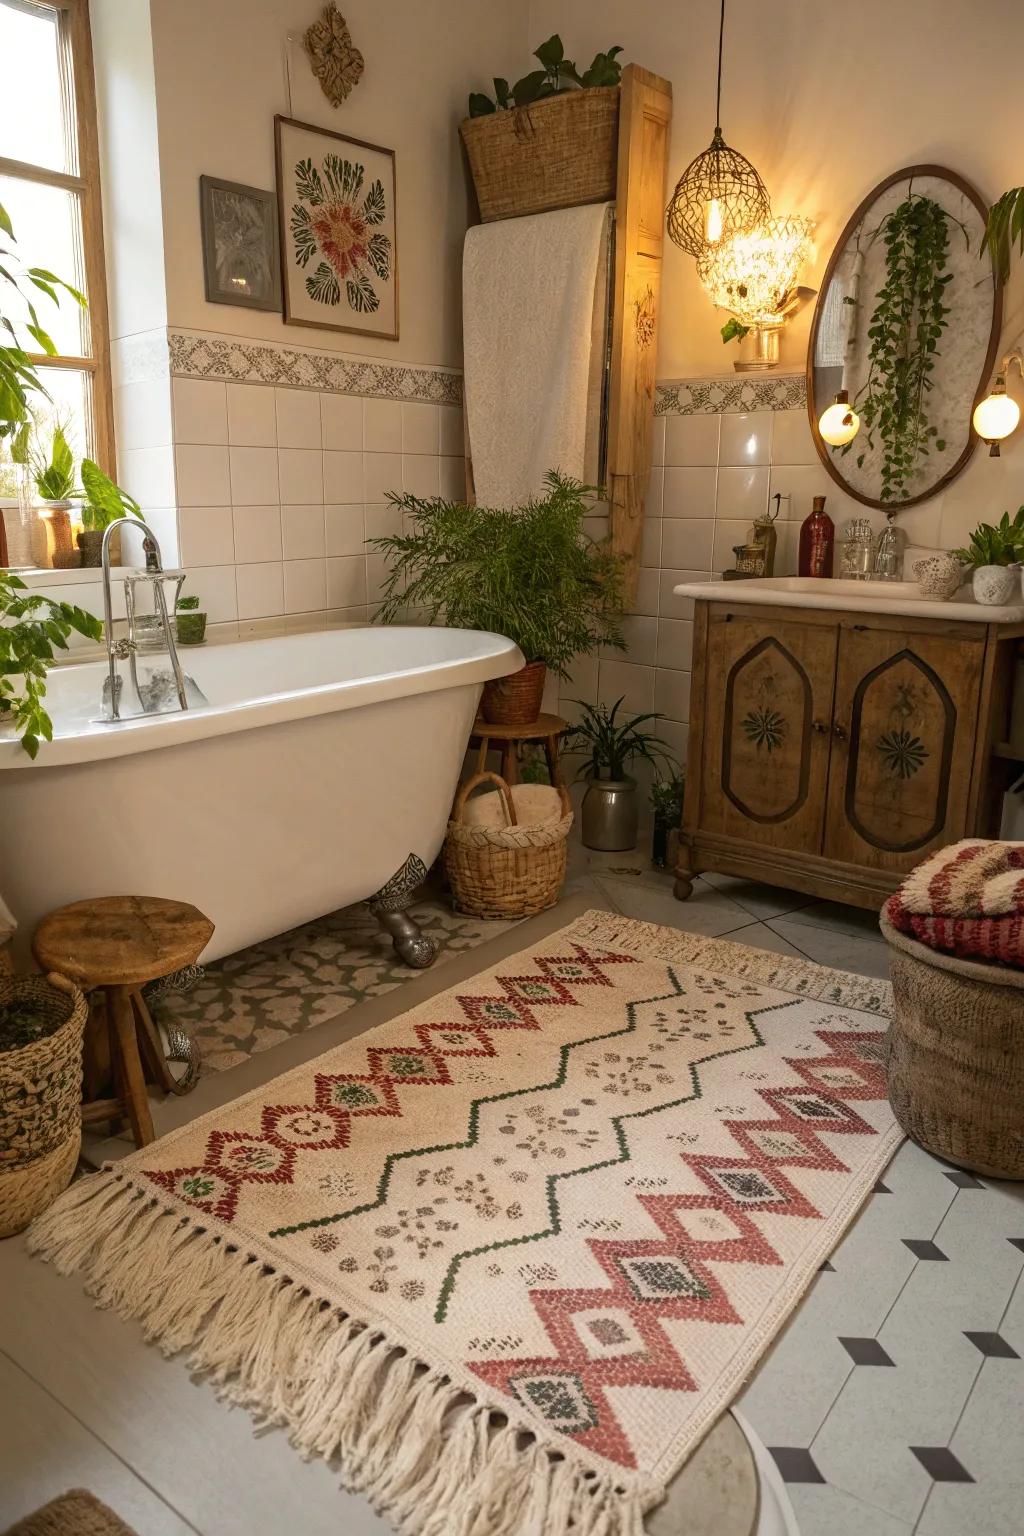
0;626;522;964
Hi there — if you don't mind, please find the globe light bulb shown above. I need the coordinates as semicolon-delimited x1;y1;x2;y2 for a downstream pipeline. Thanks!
818;390;860;448
705;197;724;244
972;379;1020;456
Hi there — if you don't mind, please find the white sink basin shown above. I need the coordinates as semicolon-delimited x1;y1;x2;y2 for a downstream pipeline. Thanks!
671;574;1024;624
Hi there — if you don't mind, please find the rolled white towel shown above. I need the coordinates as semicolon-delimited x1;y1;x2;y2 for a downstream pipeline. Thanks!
460;783;564;830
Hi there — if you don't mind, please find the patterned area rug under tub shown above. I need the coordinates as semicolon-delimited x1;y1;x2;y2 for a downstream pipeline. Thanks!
30;911;899;1536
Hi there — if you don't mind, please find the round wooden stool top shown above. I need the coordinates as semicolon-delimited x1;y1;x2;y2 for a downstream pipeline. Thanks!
471;712;565;743
32;895;214;988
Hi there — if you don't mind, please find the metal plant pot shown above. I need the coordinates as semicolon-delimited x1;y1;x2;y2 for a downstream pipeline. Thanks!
581;775;638;851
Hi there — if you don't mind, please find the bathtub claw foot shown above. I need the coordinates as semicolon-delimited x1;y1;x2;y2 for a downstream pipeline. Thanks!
368;854;436;968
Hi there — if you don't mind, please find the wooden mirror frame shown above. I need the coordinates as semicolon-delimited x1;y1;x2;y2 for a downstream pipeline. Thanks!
806;164;1002;511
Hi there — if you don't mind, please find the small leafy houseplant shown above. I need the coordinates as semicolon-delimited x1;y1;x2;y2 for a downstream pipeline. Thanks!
29;421;78;502
952;508;1024;606
650;766;686;868
468;35;623;115
77;458;144;565
175;591;207;647
18;417;81;567
372;472;627;725
0;570;102;757
562;697;668;852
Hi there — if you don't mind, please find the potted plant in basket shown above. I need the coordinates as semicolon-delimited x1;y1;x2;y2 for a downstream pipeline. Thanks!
175;590;207;646
0;568;102;757
22;419;81;568
952;508;1024;606
371;471;627;726
562;697;668;852
78;458;144;565
650;765;685;869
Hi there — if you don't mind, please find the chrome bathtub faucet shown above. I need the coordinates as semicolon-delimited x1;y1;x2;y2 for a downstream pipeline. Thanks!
100;518;192;722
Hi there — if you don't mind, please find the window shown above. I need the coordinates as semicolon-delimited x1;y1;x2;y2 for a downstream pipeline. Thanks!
0;0;113;500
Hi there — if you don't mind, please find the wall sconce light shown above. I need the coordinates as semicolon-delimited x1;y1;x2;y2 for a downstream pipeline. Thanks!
973;349;1023;456
818;388;861;447
698;215;816;371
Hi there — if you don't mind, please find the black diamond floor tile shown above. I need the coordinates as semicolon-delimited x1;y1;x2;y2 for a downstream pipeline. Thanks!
902;1239;948;1261
1009;1238;1024;1254
963;1330;1020;1359
942;1169;984;1188
818;1259;835;1272
873;1179;892;1193
839;1335;895;1366
768;1447;826;1484
910;1446;975;1482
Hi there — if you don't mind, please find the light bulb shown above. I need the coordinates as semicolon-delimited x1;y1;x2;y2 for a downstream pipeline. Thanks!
973;380;1020;456
705;197;724;244
818;390;860;448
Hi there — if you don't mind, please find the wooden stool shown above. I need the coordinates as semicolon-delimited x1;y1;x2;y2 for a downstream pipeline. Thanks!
32;896;214;1148
469;713;566;787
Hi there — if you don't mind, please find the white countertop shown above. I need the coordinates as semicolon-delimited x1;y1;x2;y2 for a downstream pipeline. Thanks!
672;575;1024;625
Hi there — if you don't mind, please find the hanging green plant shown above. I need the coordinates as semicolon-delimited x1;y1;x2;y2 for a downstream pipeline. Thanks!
848;193;963;503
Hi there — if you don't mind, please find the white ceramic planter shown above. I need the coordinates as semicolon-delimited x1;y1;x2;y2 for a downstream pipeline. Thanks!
972;564;1019;606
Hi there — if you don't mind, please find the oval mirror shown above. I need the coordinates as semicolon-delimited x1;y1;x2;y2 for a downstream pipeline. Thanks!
807;165;1001;509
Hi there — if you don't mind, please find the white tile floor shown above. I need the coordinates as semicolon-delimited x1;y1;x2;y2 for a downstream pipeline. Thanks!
2;846;1020;1536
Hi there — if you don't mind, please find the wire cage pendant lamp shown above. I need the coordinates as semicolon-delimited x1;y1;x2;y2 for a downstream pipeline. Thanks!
666;0;771;257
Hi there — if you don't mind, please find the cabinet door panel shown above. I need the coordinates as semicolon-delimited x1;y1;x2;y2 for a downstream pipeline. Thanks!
701;615;838;851
824;626;983;871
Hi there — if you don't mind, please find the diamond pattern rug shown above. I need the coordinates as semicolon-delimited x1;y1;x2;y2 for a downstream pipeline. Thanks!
30;911;899;1536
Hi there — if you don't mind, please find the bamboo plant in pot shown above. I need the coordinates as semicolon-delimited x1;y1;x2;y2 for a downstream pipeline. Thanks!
21;420;80;568
563;697;668;851
372;471;627;725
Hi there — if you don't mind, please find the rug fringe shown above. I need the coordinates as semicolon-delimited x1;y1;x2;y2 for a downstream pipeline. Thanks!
28;1171;658;1536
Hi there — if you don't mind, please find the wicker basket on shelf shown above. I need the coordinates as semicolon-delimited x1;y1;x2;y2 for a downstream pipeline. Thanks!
445;772;573;919
0;972;88;1238
459;87;619;223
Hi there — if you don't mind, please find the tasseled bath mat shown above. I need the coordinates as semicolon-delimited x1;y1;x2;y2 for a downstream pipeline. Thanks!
29;911;898;1535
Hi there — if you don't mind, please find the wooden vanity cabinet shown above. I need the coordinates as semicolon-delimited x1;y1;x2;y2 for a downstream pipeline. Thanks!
675;601;1024;911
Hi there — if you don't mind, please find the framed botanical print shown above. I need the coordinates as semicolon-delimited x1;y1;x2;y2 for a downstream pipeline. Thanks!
274;115;398;340
199;176;282;312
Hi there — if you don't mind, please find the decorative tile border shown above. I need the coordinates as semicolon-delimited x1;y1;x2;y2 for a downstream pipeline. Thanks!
168;329;463;406
655;375;806;415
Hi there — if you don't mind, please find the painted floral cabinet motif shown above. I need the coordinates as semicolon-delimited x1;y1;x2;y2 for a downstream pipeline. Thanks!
676;602;1024;910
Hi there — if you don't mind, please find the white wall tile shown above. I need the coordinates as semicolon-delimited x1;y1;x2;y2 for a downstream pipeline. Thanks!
320;391;362;451
713;518;758;572
611;613;657;667
119;445;177;509
597;659;655;714
328;554;368;608
665;413;720;467
716;465;769;522
363;398;402;452
278;448;323;503
663;518;714;570
172;377;227;445
325;502;365;557
656;617;693;670
645;466;664;517
641;517;662;567
275;387;321;449
226;383;277;446
236;561;284;619
664;467;717;520
178;504;234;567
439;457;466;500
364;451;403;503
364;502;403;541
403;454;440;498
660;568;712;620
365;550;391;604
771;408;818;465
634;566;660;617
281;503;326;559
186;563;237;623
719;411;772;466
284;557;327;613
402;402;439;455
232;504;282;562
439;406;464;457
114;377;173;451
654;666;690;722
230;446;279;505
323;450;364;503
174;444;229;506
650;414;666;467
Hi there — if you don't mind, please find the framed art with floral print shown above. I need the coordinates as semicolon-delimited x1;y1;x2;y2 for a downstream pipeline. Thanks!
274;115;398;340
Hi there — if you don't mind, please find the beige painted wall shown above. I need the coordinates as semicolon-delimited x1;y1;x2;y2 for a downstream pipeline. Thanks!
147;0;524;367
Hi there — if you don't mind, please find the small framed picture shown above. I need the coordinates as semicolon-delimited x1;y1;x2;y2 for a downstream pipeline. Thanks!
199;176;282;312
275;115;398;341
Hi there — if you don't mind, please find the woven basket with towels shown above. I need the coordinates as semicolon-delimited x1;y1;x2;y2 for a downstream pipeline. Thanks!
444;771;573;919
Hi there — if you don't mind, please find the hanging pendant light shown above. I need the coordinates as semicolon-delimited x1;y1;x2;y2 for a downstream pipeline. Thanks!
666;0;771;258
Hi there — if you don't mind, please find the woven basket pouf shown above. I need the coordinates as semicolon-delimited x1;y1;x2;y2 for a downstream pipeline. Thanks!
881;914;1024;1179
445;771;573;920
0;972;88;1238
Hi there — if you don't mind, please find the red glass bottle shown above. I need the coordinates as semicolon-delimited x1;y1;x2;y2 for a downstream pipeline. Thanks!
798;494;834;578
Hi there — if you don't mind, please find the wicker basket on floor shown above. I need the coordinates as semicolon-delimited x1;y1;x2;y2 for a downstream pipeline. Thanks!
881;914;1024;1179
0;972;87;1238
445;771;573;919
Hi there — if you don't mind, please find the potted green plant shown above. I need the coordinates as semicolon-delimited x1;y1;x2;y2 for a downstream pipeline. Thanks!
0;570;102;757
175;591;207;646
372;471;627;726
24;419;81;568
77;458;143;565
650;766;685;868
562;697;668;851
952;508;1024;606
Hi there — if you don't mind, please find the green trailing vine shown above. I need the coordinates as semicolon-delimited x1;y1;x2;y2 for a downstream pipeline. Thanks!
848;193;963;503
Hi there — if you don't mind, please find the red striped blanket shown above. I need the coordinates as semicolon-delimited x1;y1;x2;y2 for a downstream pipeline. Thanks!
884;840;1024;969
